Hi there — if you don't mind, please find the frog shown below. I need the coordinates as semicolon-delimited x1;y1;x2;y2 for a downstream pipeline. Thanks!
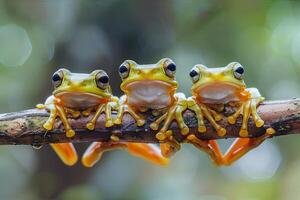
37;68;118;166
82;58;189;163
187;62;275;165
113;58;191;158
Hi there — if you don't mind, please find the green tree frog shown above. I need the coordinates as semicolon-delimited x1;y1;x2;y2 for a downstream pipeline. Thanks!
37;68;118;166
83;58;189;164
115;58;190;157
187;62;274;165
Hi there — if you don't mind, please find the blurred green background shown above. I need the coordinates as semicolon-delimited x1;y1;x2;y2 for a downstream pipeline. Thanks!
0;0;300;199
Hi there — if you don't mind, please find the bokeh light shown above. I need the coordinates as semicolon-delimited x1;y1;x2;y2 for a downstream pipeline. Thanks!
0;0;299;199
0;24;32;67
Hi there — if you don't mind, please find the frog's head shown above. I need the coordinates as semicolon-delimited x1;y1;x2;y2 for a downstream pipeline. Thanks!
189;62;248;103
118;58;178;93
52;68;112;99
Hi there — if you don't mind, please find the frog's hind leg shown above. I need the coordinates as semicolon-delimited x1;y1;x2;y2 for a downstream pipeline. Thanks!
82;107;94;117
159;137;181;158
150;112;182;157
50;143;78;166
222;128;275;165
126;143;169;166
154;94;189;157
228;88;265;137
82;142;168;167
187;134;223;166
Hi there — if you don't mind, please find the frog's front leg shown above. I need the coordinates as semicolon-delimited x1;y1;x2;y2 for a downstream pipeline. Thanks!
152;93;189;157
154;93;189;140
37;96;75;138
86;97;119;130
227;88;265;137
114;95;146;126
187;97;226;137
82;142;169;167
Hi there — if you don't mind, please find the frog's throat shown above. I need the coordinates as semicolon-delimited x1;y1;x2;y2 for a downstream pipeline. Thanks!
121;80;178;94
53;90;111;98
123;80;177;109
192;82;248;104
54;92;111;108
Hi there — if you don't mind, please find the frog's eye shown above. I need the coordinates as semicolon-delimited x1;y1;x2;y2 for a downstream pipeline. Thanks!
233;64;244;80
163;60;176;78
119;62;130;79
189;68;200;83
52;70;64;88
95;71;110;89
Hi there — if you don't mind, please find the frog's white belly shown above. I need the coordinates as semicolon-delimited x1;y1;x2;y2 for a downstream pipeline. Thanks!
126;81;173;109
197;84;240;104
56;92;105;109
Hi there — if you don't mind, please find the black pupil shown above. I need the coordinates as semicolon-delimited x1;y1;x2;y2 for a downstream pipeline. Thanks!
119;65;128;74
189;70;198;77
167;63;176;71
235;66;244;74
99;76;109;84
52;74;61;82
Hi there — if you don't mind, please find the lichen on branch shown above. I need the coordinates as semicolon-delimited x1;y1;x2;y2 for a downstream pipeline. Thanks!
0;99;299;145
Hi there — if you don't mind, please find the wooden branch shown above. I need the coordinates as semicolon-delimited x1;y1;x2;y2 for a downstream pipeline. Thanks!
0;99;299;145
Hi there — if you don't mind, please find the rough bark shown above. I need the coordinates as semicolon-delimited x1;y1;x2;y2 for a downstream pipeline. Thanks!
0;99;299;146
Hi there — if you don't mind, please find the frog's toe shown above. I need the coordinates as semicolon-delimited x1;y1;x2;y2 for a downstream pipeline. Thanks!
136;119;145;126
198;125;206;133
217;127;226;137
239;129;248;137
66;129;75;138
156;132;167;141
255;119;264;128
82;110;91;117
180;126;189;136
105;120;114;127
152;110;160;116
213;113;222;121
150;122;159;130
43;123;53;130
227;116;236;124
72;111;81;118
266;127;276;135
86;122;95;130
113;118;122;125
